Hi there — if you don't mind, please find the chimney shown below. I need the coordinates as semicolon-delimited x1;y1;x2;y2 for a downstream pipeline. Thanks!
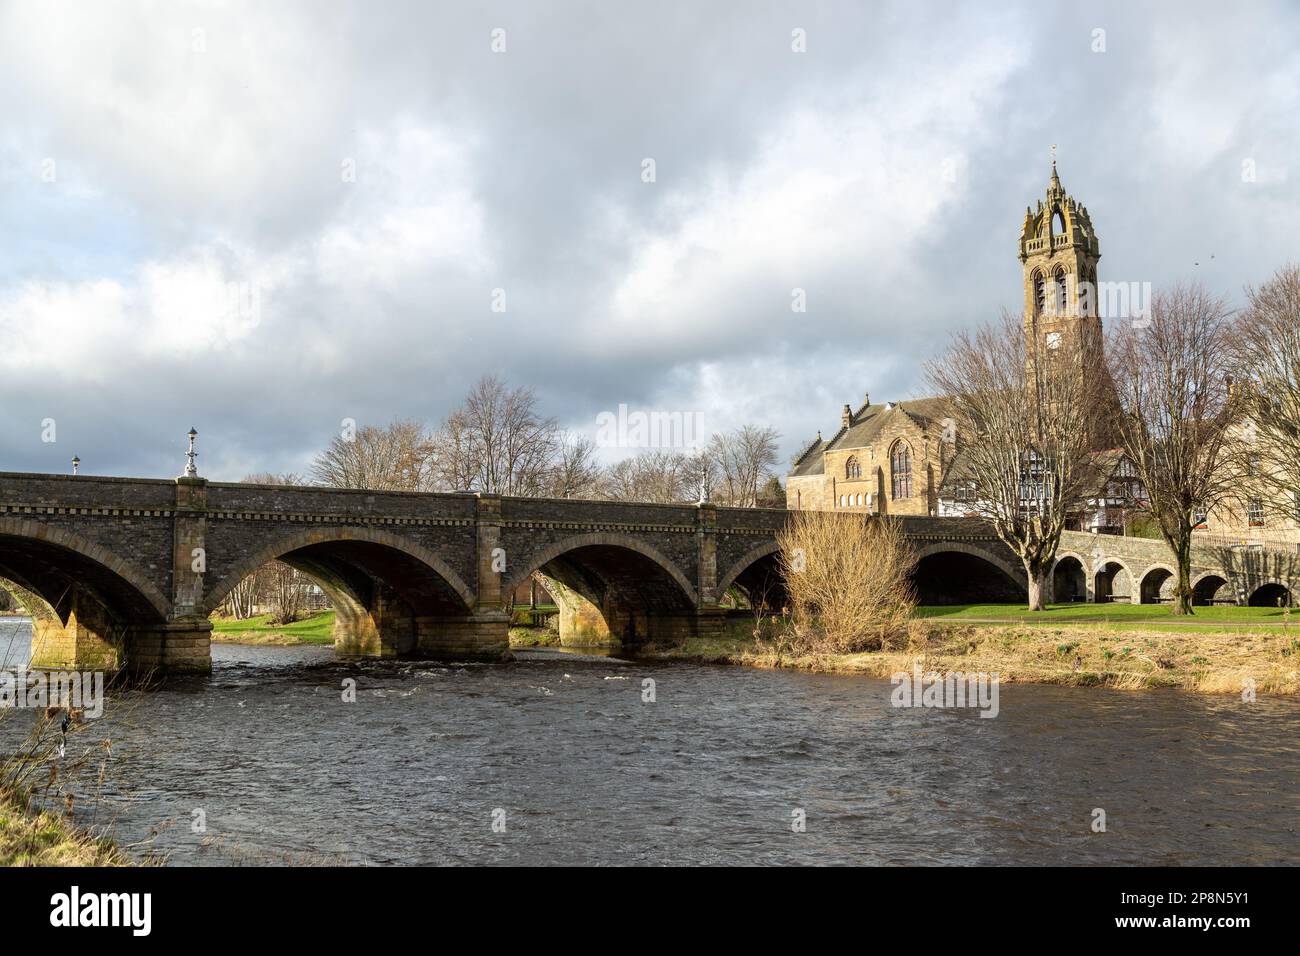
842;404;852;428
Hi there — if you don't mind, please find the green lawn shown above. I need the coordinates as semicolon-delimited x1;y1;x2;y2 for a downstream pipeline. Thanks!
209;610;336;644
915;602;1296;631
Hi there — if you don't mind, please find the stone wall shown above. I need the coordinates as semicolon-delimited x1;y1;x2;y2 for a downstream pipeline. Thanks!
8;468;1296;673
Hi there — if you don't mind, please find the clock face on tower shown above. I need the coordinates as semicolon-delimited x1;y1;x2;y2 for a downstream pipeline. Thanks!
1047;331;1062;350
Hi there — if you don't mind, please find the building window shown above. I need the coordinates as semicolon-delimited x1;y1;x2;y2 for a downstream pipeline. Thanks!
1248;498;1265;526
1054;269;1068;315
891;442;912;499
845;456;861;479
1033;273;1045;315
1018;450;1050;514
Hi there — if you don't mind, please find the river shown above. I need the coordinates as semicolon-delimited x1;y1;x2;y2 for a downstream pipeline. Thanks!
1;617;1296;865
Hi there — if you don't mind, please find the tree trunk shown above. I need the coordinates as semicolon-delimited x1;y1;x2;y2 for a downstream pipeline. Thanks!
1026;563;1049;611
1171;533;1194;616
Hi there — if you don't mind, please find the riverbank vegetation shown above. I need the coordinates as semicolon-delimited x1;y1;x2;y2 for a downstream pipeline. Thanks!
508;626;561;648
209;610;335;645
642;612;1300;694
0;794;131;866
778;509;917;653
1;711;134;866
915;602;1293;629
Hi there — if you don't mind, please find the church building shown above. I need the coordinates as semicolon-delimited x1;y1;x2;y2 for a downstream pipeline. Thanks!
787;161;1109;518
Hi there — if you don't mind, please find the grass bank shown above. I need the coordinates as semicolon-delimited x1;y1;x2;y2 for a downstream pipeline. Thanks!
209;610;335;646
508;625;560;648
916;602;1297;631
642;607;1300;695
0;791;132;866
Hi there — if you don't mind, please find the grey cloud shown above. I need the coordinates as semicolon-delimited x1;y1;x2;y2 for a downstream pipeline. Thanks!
1;0;1297;480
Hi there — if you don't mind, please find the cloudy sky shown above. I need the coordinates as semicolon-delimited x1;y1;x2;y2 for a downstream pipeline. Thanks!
1;0;1297;481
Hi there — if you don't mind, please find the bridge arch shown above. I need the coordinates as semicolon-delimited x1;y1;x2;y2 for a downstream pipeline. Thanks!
1051;552;1088;602
503;532;698;647
1092;557;1134;603
716;541;781;598
201;525;477;618
911;542;1026;604
503;532;697;607
1247;581;1293;607
1191;572;1230;606
1138;563;1176;604
715;540;789;612
0;517;171;623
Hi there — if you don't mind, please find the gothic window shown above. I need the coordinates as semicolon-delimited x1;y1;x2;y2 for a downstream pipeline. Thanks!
845;456;861;479
1033;272;1045;315
890;442;912;499
1054;269;1068;315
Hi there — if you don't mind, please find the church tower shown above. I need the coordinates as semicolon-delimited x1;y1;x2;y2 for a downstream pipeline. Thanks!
1018;158;1103;359
1017;157;1120;450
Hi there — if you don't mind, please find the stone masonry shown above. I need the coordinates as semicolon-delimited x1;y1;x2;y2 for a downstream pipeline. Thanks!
2;472;1297;675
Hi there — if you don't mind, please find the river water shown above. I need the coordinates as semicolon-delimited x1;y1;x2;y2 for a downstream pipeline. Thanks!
1;617;1296;865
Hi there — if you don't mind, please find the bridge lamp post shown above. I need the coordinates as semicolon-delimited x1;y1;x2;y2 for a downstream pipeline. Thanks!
183;427;199;479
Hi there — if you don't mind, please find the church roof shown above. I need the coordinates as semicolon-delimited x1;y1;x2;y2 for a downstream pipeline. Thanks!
787;396;953;477
789;433;828;476
826;396;951;452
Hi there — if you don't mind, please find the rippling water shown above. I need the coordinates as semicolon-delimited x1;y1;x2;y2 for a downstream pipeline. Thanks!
1;616;1297;865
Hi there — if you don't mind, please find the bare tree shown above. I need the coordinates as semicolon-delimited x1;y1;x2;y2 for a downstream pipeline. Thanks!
603;449;691;503
430;376;559;495
223;574;260;620
546;433;603;499
680;447;718;503
1108;285;1239;615
709;425;781;506
1231;264;1300;519
262;560;310;624
311;420;431;491
926;311;1102;610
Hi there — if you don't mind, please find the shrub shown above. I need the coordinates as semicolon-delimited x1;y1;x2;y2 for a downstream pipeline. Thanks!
777;511;917;654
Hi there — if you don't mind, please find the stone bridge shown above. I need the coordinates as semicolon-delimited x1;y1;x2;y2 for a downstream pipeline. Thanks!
1;471;1296;674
